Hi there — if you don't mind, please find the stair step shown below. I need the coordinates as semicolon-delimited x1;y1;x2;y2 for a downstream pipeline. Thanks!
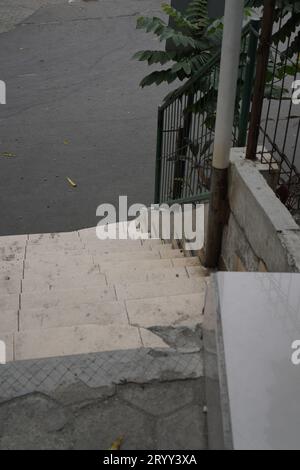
0;262;24;279
84;240;171;254
0;278;21;295
115;278;206;301
19;301;127;331
98;256;201;272
126;292;206;328
0;293;20;311
105;266;189;283
100;258;172;272
172;257;201;267
21;272;107;292
186;265;209;278
93;251;160;263
0;309;18;333
20;286;116;310
24;253;96;273
0;333;14;362
0;235;26;264
28;232;79;244
14;324;142;361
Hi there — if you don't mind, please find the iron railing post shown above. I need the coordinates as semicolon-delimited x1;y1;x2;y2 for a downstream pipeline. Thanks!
205;0;244;268
154;107;164;204
246;0;276;160
172;93;194;200
238;20;260;147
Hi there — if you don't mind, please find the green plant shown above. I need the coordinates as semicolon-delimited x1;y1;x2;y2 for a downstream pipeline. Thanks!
133;0;300;98
132;1;220;89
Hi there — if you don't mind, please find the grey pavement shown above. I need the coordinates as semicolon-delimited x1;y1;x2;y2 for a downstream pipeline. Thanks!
0;0;168;236
0;347;206;450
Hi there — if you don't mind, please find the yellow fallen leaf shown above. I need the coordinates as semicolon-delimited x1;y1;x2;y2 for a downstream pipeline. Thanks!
67;177;77;188
0;152;16;158
108;436;124;450
63;139;70;145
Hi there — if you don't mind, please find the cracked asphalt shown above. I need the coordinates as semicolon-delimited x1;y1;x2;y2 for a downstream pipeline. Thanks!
0;0;168;235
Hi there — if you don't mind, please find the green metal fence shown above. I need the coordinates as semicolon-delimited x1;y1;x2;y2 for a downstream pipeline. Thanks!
154;25;253;205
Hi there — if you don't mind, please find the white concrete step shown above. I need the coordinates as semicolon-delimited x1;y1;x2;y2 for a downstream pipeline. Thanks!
14;324;144;361
21;272;107;292
24;253;96;274
19;300;128;331
115;278;206;301
0;333;14;362
93;249;184;264
104;266;190;284
0;235;26;264
20;286;116;310
126;292;206;328
98;256;201;272
0;309;18;333
0;293;20;311
0;278;21;295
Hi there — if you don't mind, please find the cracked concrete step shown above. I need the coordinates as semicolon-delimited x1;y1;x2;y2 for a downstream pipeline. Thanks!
19;300;128;331
126;293;206;329
20;286;116;310
115;278;206;301
14;324;144;361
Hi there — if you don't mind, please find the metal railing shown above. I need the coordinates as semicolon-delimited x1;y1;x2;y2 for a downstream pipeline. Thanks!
247;0;300;215
154;26;252;205
155;1;300;218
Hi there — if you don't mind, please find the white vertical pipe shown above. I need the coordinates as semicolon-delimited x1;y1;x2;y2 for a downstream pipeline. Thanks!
212;0;244;170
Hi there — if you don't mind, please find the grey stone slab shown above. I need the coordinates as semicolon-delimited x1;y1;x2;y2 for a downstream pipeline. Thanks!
216;272;300;450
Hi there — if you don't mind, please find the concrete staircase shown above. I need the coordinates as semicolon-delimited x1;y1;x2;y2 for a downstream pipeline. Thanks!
0;218;209;363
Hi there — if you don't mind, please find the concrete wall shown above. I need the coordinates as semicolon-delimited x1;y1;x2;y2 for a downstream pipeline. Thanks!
220;148;300;273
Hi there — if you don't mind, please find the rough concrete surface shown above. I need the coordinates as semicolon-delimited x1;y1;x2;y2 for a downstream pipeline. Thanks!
0;348;206;450
0;0;169;235
0;379;207;450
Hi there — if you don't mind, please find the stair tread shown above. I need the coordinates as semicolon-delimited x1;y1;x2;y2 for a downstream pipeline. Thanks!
126;292;206;329
15;324;144;361
19;300;127;331
20;285;116;310
115;278;206;301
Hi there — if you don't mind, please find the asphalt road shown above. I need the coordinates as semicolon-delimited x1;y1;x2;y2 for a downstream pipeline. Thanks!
0;0;168;235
